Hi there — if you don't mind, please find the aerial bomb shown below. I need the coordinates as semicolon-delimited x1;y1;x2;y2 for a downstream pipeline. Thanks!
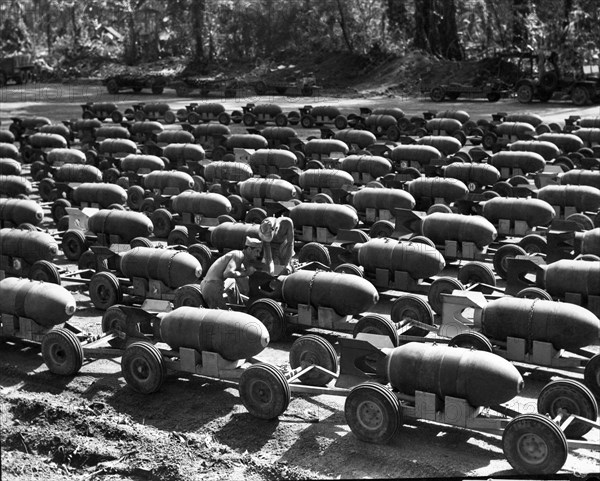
163;143;206;163
545;259;600;299
408;177;469;202
481;297;600;351
383;342;524;406
0;198;44;226
578;228;600;255
0;144;20;160
249;149;297;170
210;222;260;251
416;135;462;155
340;155;392;178
426;118;462;134
289;203;358;234
73;183;127;207
560;169;600;190
352;187;416;212
144;170;195;192
304;139;349;157
46;148;86;165
119;247;202;288
537;133;584;153
120;154;165;172
0;175;32;197
171;191;231;216
538;184;600;212
356;238;445;279
204;161;253;182
0;228;59;262
0;159;21;175
482;197;555;228
29;132;67;149
0;277;76;328
95;126;130;139
508;140;560;160
88;210;153;242
390;144;442;166
335;129;377;149
443;162;500;187
224;134;268;150
239;177;297;201
422;213;497;249
281;270;379;316
298;169;354;190
490;151;546;173
54;164;102;183
155;306;269;361
98;138;138;156
156;130;195;144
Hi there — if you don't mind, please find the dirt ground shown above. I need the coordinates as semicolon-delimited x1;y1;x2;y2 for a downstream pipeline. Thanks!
1;79;600;481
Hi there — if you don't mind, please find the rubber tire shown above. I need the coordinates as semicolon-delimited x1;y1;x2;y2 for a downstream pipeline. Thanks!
448;331;493;352
247;298;287;342
61;229;87;261
344;382;401;444
298;242;331;267
515;287;553;301
239;363;291;420
390;294;434;337
121;342;166;394
352;314;399;347
457;261;496;288
427;277;465;315
289;334;338;386
173;284;206;308
493;244;527;280
42;328;83;376
151;208;173;239
30;260;61;285
583;354;600;401
89;271;122;310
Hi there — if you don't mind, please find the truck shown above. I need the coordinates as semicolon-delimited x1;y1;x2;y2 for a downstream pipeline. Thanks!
0;54;35;86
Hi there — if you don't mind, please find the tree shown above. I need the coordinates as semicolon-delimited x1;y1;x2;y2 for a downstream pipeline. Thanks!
414;0;463;59
191;0;207;67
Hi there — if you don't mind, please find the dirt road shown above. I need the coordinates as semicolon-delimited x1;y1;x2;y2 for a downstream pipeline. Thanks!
1;82;599;480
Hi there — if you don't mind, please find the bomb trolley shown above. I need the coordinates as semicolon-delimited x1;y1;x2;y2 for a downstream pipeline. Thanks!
400;289;600;400
241;333;600;475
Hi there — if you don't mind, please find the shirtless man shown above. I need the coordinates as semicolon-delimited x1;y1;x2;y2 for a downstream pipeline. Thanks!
199;236;263;309
258;216;295;275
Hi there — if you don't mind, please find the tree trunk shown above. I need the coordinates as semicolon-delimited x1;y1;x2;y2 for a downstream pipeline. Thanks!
512;0;531;49
414;0;433;52
335;0;354;54
191;0;206;67
439;0;462;60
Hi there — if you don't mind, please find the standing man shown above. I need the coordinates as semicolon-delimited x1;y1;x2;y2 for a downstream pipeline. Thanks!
199;236;264;309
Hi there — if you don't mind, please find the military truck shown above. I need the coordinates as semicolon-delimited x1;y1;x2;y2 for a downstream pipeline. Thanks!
0;54;35;86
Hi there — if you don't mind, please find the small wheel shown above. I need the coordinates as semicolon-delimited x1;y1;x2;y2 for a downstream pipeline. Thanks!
503;413;568;475
584;354;600;400
106;79;119;95
571;85;590;106
77;249;96;271
173;284;206;308
29;260;61;285
127;185;146;211
312;192;334;203
102;305;129;333
227;194;247;221
429;87;446;103
51;198;71;223
130;237;153;248
42;328;83;376
61;229;87;261
482;132;498;151
89;271;122;310
188;243;213;275
239;363;291;419
108;203;125;211
163;110;176;124
537;379;599;438
111;110;124;123
300;115;315;129
167;227;189;246
151;208;173;238
426;203;453;215
390;294;434;337
409;235;436;248
289;335;338;386
334;115;348;130
243;113;256;127
427;277;465;315
344;382;401;444
140;197;157;215
352;314;399;347
306;159;325;170
217;112;231;125
457;261;496;289
38;178;56;201
121;342;166;394
452;130;467;146
448;331;493;352
516;84;535;104
493;180;513;197
508;175;529;187
518;234;547;255
244;207;268;224
565;213;594;231
574;254;600;262
103;167;121;184
333;263;364;277
386;125;400;141
298;242;331;267
369;220;395;238
275;113;288;127
493;244;527;280
515;287;553;300
248;298;286;342
18;223;37;231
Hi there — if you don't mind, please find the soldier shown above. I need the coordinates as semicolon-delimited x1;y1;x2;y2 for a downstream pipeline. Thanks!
258;216;295;275
199;236;264;309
